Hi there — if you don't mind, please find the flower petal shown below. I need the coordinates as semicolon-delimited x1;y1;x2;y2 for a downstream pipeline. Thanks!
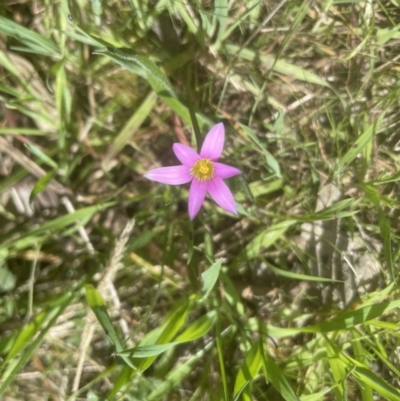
173;143;200;166
144;166;192;185
188;179;208;220
213;162;241;179
200;122;225;160
207;177;237;215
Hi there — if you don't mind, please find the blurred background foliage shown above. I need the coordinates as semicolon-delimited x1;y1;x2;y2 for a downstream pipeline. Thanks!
0;0;400;400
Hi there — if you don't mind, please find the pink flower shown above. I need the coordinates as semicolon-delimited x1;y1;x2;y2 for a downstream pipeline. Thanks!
145;123;241;219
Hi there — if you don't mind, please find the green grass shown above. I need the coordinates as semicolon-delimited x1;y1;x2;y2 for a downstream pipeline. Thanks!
1;1;400;400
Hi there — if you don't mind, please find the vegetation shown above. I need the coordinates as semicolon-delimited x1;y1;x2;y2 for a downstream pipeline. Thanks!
1;1;400;400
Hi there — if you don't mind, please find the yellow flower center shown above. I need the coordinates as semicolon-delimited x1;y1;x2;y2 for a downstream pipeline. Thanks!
191;159;214;181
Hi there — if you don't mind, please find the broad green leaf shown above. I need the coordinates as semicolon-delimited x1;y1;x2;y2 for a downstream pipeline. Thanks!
233;341;263;399
29;171;56;205
87;389;107;401
3;310;48;363
175;311;217;342
137;302;189;371
245;220;295;259
0;266;16;292
118;311;216;359
234;174;254;201
215;0;228;41
220;271;246;317
375;23;400;46
235;179;282;202
273;109;285;135
156;303;189;344
325;337;348;401
120;343;177;358
201;260;222;298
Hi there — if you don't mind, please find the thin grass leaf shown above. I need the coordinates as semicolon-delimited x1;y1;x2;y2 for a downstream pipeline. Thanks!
260;339;300;401
295;199;359;222
85;285;123;351
226;44;332;88
24;143;58;170
300;389;335;401
120;343;177;358
309;299;400;333
174;2;203;45
0;128;50;135
369;171;400;185
351;331;373;401
118;311;217;358
266;299;400;337
136;302;189;371
85;285;137;370
218;0;261;44
267;264;343;283
0;293;74;397
334;112;386;177
145;326;235;401
239;122;281;176
0;16;59;57
103;91;157;169
378;209;393;281
0;202;115;251
52;59;72;125
352;367;400;401
95;47;208;127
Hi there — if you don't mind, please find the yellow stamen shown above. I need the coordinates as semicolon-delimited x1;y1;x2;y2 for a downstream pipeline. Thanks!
191;159;214;181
